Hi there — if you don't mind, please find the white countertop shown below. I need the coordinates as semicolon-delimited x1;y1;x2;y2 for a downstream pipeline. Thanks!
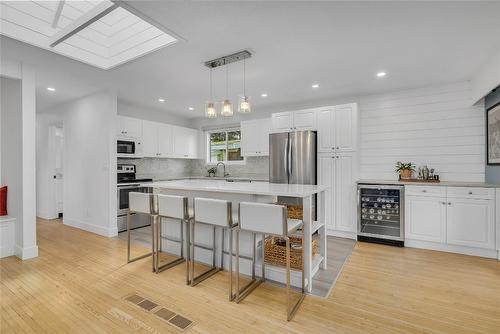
143;179;327;197
357;179;500;188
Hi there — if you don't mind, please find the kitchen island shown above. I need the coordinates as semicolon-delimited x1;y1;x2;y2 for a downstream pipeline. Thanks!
144;179;328;292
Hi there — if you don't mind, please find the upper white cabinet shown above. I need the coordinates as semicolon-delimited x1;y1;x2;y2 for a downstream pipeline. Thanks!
317;103;358;153
271;109;316;133
172;126;200;159
241;118;271;156
117;116;142;138
140;120;200;159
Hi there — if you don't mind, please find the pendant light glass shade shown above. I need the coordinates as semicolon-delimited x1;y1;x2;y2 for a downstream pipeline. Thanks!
238;95;251;113
205;68;217;118
221;99;233;117
205;102;217;118
238;59;251;113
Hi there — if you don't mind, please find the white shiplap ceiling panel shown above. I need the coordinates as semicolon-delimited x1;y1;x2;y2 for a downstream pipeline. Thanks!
0;0;177;69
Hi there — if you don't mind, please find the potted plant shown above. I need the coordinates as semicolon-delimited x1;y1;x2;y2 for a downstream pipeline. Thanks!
395;161;415;180
207;166;217;177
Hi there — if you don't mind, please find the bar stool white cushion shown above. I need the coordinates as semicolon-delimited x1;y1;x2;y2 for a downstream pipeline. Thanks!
158;194;188;219
194;198;233;227
129;192;156;214
239;202;286;236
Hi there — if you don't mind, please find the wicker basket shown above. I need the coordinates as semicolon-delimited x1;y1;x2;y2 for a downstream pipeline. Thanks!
264;236;318;270
276;203;303;220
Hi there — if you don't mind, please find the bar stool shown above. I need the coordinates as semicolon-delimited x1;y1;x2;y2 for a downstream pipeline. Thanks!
127;192;156;271
189;198;238;300
235;202;305;321
154;194;191;276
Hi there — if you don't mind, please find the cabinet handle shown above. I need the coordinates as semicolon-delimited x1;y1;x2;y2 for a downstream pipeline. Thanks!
448;202;451;205
441;202;446;205
422;190;427;192
336;147;339;149
468;191;473;195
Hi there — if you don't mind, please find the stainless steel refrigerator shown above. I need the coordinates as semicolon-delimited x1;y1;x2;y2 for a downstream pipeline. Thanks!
269;131;317;185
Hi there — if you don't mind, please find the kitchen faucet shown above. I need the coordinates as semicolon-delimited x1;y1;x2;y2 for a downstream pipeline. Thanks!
216;162;230;177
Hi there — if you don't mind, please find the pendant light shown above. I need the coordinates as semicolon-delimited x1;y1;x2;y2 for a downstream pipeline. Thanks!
221;65;233;117
238;58;251;113
205;69;217;118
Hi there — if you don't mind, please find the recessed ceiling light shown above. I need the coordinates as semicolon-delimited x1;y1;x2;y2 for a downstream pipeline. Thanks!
377;72;387;78
312;84;319;88
47;87;56;92
188;107;194;111
261;93;268;97
158;98;165;103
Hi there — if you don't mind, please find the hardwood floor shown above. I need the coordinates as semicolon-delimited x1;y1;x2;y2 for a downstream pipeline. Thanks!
1;219;499;333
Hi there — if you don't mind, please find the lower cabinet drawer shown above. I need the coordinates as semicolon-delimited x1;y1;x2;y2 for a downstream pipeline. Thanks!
446;187;495;200
405;185;446;197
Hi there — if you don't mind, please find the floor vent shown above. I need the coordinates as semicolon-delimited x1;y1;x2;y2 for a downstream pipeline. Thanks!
122;293;195;331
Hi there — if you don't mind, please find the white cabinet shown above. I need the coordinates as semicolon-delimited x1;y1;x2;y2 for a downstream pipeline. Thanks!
141;121;200;159
271;109;316;133
141;120;160;157
317;103;357;153
447;198;495;250
172;126;200;159
157;123;173;157
117;116;142;138
319;152;357;235
406;196;446;243
405;186;497;255
241;118;271;156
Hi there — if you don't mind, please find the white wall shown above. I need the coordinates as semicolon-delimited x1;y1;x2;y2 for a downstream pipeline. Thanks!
1;64;38;260
118;102;192;128
471;46;500;104
49;91;118;237
358;82;484;182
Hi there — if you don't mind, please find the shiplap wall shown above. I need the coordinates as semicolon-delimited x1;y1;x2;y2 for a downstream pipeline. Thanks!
359;82;485;182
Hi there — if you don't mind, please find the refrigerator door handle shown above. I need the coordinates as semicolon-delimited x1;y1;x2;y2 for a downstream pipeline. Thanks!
284;136;289;179
288;135;293;177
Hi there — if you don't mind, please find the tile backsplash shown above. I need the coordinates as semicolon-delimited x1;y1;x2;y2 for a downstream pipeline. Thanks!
119;156;269;180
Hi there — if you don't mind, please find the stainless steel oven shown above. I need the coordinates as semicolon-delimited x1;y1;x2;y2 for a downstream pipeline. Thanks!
117;184;152;232
357;184;404;246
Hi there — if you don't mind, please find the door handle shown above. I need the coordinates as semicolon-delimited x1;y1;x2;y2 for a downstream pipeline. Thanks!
288;136;292;177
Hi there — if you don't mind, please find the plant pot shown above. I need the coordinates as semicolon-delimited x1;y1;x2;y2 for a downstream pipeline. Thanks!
399;169;412;180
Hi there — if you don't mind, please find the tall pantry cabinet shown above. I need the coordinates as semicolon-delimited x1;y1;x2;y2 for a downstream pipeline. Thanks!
317;103;359;239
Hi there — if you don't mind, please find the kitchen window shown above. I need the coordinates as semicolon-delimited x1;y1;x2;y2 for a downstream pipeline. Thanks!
206;128;244;164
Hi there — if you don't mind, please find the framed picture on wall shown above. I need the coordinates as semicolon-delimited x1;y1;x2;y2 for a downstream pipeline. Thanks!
487;103;500;165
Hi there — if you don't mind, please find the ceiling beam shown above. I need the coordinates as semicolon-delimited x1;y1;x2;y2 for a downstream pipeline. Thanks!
51;0;65;28
49;1;118;48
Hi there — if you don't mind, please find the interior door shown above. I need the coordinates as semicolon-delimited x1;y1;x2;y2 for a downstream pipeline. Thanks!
269;132;289;183
289;131;316;185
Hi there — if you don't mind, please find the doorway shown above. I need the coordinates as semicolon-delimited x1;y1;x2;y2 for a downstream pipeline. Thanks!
49;123;64;218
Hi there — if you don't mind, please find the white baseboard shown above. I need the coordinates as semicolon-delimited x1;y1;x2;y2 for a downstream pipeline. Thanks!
64;218;117;237
14;244;39;260
36;210;58;220
405;239;497;259
327;229;357;240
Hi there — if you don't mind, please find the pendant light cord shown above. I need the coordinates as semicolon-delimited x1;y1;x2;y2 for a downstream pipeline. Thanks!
243;59;246;95
210;68;213;100
226;65;229;98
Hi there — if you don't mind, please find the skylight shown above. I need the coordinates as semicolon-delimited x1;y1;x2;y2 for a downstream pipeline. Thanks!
0;1;178;69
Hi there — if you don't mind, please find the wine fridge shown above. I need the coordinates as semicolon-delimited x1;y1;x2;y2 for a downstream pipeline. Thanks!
357;184;404;247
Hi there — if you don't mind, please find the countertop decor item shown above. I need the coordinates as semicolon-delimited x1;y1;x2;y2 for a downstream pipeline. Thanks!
207;167;217;177
395;161;415;180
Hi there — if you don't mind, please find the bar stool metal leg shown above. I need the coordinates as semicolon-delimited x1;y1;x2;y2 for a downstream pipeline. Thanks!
190;222;221;287
127;210;153;264
235;231;263;303
286;232;306;321
155;217;186;274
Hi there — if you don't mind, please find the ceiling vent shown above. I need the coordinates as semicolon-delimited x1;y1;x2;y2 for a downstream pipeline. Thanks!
0;1;179;69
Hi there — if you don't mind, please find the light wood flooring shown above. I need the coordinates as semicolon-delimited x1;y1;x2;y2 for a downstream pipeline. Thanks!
1;218;499;333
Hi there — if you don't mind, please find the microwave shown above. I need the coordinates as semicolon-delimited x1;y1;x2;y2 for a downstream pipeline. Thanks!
117;137;142;158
